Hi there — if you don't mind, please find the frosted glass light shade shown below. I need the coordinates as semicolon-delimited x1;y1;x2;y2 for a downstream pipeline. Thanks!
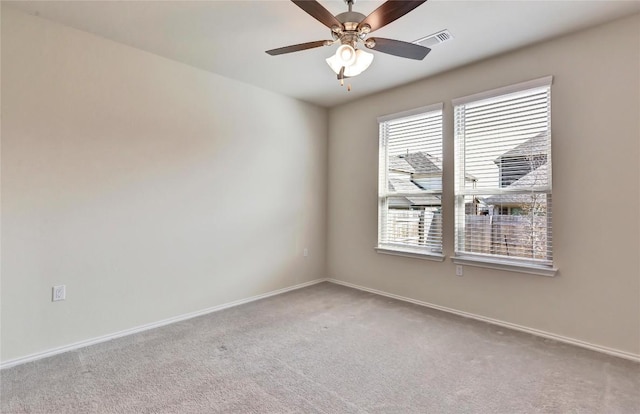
326;49;374;77
346;49;374;76
336;44;357;66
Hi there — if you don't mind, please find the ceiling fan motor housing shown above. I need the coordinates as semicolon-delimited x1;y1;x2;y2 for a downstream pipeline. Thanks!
336;11;365;27
333;11;368;47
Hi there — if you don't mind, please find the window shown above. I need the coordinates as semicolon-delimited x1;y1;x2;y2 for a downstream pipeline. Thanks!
453;77;554;273
377;103;443;259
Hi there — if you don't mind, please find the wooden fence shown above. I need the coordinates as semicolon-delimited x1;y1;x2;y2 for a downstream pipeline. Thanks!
465;215;549;260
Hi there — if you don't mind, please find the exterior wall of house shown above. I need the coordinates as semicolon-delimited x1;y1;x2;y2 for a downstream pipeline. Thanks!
328;14;640;356
1;7;328;362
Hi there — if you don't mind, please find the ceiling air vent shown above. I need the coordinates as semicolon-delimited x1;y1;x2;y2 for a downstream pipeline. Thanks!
414;30;453;48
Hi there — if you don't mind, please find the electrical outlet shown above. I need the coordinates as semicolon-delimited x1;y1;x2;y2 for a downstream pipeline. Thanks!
303;248;309;257
456;265;463;277
52;285;66;301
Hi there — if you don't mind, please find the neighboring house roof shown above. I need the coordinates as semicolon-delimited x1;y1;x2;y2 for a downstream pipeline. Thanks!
505;162;549;188
406;195;442;206
387;151;477;208
388;176;442;207
483;132;550;208
388;151;442;208
483;163;548;206
493;132;549;164
388;176;419;193
389;151;442;176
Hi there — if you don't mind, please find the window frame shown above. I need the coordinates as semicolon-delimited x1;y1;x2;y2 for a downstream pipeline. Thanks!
451;77;558;276
376;103;445;261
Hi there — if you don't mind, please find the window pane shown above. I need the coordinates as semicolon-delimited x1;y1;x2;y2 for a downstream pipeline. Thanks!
454;81;552;266
379;106;443;254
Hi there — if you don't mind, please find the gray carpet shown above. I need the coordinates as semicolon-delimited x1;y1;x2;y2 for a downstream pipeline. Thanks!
1;282;639;413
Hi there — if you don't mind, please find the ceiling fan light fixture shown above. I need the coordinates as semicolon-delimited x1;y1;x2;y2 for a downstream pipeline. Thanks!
326;47;373;77
267;0;431;87
345;49;374;76
326;54;343;74
335;44;357;66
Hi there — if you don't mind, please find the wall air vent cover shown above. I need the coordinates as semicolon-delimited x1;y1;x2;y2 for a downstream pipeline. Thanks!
414;30;453;48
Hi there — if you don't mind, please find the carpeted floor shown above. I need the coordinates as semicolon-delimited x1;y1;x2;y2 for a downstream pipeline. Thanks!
1;282;639;413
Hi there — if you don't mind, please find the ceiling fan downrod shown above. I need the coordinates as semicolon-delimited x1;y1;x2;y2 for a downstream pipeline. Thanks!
345;0;355;13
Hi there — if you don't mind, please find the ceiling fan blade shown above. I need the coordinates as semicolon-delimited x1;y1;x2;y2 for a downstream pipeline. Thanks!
358;0;428;33
266;40;329;56
366;37;431;60
291;0;343;30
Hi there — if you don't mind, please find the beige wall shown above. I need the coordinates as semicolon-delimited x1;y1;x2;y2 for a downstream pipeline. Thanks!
328;15;640;355
1;7;327;362
2;6;638;364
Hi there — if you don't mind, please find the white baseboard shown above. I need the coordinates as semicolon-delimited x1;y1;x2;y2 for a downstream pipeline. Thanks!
0;278;328;370
327;278;640;363
4;277;637;369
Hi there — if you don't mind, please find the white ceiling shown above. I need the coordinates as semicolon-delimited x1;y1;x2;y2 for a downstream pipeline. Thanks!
6;1;640;107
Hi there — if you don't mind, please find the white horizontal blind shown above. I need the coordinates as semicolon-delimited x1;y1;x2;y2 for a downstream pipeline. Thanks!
378;105;443;254
454;80;553;266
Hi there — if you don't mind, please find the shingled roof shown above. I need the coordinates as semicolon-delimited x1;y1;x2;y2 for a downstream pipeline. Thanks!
389;151;442;175
483;163;549;206
388;151;442;207
482;132;550;207
493;132;549;164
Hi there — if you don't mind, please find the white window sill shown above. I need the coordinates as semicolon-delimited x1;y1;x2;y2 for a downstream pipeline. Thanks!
375;247;445;262
451;256;558;277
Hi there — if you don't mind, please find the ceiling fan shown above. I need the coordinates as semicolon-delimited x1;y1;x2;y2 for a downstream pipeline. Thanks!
266;0;430;86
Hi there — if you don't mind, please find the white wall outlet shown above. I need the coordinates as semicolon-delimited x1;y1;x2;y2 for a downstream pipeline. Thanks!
52;285;66;301
303;248;309;257
456;265;463;277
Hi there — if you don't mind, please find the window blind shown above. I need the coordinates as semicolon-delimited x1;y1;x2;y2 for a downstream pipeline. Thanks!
454;79;553;266
378;104;443;254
